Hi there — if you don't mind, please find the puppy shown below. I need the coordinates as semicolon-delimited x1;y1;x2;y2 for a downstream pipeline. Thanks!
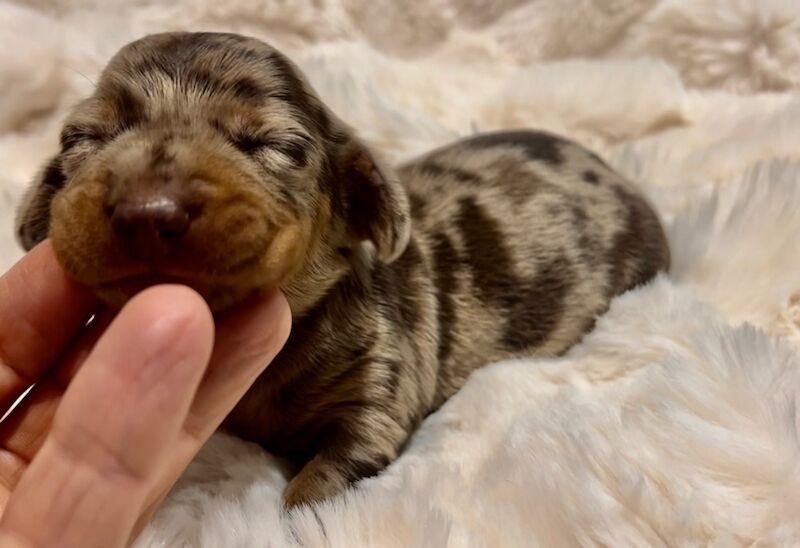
15;32;670;508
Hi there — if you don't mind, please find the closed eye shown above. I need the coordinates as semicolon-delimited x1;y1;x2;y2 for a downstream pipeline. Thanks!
270;136;310;167
231;134;271;154
210;119;312;167
231;133;311;167
60;124;106;152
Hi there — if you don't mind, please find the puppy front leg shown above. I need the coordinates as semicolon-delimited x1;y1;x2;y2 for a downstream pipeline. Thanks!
282;409;409;509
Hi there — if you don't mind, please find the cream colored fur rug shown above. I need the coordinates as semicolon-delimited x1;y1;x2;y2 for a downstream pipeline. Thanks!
2;1;800;546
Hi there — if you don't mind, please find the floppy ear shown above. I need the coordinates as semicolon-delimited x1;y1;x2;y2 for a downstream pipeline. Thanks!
15;156;66;251
335;138;410;263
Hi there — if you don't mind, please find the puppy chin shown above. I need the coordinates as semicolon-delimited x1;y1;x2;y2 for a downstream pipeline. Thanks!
50;223;294;315
93;276;264;314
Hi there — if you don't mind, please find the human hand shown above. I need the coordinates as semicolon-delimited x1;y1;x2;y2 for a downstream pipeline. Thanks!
0;241;291;548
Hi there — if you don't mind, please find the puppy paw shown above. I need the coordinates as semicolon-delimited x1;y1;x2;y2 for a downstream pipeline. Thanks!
282;456;349;509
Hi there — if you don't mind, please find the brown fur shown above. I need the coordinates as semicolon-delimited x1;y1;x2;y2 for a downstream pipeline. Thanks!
15;32;670;508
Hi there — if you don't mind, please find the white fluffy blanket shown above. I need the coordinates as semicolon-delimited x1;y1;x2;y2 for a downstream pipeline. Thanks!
2;0;800;545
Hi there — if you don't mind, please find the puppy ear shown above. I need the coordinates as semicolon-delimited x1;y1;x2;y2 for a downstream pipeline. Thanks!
15;156;66;251
335;138;410;263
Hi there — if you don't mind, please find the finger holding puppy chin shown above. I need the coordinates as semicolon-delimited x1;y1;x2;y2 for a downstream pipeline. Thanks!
0;283;214;548
0;249;291;548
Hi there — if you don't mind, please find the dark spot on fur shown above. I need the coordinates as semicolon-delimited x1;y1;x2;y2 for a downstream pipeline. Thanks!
456;196;571;351
495;161;552;201
186;70;218;96
229;77;266;102
571;204;600;266
502;257;572;351
455;196;514;304
409;192;426;220
111;85;145;130
431;232;458;362
606;185;670;297
150;141;175;167
377;357;404;400
394;239;423;329
41;158;66;189
18;158;65;249
373;239;423;331
462;130;564;165
131;56;175;81
582;170;600;185
346;172;386;245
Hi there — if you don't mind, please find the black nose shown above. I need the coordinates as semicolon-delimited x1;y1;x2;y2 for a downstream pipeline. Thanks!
108;197;191;258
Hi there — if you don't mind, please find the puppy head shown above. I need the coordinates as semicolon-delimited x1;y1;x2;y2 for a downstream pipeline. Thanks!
16;32;410;312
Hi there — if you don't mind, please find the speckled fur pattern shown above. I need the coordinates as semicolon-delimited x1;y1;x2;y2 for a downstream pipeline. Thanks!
14;32;670;509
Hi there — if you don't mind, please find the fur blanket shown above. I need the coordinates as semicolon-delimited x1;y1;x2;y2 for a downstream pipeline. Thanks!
2;0;800;545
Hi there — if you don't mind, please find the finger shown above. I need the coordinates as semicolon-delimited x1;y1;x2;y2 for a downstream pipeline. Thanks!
184;289;290;441
0;240;96;411
0;312;113;503
0;285;214;548
131;290;290;537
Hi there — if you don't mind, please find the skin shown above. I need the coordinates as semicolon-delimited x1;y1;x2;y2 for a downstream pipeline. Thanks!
0;241;290;547
15;32;670;508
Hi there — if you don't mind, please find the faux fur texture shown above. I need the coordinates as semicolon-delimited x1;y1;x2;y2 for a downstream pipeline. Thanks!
1;0;799;546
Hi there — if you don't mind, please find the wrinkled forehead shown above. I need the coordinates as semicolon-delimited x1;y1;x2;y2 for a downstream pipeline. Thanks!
91;32;332;137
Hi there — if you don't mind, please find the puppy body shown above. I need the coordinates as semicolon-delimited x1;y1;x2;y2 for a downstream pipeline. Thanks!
15;32;670;508
228;131;670;506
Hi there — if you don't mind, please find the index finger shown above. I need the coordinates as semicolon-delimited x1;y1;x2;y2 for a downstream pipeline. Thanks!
0;240;96;412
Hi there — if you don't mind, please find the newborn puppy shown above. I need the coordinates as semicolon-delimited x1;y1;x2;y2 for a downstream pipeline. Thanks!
15;32;670;508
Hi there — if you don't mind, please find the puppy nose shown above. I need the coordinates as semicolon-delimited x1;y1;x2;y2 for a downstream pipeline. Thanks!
108;197;191;256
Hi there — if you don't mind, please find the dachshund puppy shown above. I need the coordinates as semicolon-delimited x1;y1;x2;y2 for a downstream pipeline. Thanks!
15;32;670;508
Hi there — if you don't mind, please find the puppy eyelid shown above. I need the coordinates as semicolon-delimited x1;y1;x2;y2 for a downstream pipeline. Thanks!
233;135;311;167
231;134;271;154
211;120;311;165
210;119;263;152
60;125;104;152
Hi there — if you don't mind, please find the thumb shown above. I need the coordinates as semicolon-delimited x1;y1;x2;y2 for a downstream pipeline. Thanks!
0;285;214;548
